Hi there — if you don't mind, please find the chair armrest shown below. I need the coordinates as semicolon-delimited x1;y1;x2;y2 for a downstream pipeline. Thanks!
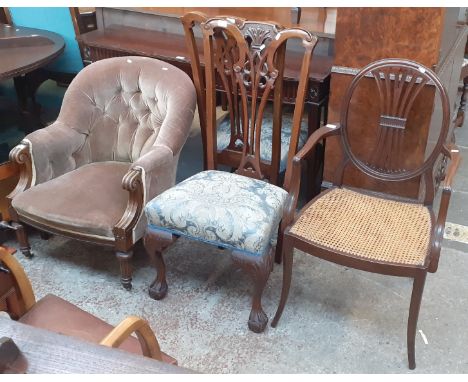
429;144;461;273
282;124;341;226
113;146;174;249
8;122;85;195
99;316;163;361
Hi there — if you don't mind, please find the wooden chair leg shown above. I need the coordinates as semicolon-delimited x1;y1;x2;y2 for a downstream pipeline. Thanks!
116;250;133;291
271;240;294;328
39;231;51;240
11;222;33;258
407;272;427;370
143;230;171;301
232;249;274;333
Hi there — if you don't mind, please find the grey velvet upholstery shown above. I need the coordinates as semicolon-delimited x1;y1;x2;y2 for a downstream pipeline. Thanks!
11;56;196;241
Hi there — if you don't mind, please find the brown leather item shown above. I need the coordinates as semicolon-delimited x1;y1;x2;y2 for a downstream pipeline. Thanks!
7;56;197;289
19;294;176;365
0;246;176;365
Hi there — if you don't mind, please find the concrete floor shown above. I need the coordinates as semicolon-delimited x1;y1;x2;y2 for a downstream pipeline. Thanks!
1;78;468;373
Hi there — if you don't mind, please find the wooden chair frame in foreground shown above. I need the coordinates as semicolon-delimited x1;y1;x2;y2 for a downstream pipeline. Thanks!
0;245;163;361
145;15;318;333
271;58;461;369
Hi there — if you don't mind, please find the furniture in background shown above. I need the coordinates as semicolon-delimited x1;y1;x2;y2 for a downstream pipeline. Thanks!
324;8;467;198
0;245;177;368
4;56;196;289
0;8;11;25
271;59;460;370
0;24;65;125
182;12;320;190
143;16;318;333
75;7;334;195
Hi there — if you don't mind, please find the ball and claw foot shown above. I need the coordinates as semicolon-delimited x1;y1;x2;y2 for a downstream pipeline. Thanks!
248;309;268;333
149;280;168;300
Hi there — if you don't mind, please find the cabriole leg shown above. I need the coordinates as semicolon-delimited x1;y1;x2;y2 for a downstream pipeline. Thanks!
144;229;172;300
232;249;274;333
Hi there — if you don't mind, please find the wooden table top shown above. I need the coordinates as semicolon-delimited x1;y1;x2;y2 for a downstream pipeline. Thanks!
0;317;193;374
0;24;65;80
78;24;334;82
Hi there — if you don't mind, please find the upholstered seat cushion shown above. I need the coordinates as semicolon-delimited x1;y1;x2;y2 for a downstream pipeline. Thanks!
216;109;309;172
19;294;176;364
145;170;289;256
12;162;131;239
289;188;433;266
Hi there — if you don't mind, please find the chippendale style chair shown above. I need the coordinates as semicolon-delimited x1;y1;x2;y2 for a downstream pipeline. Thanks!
5;56;196;290
0;245;176;364
144;16;318;332
271;59;461;369
181;12;313;187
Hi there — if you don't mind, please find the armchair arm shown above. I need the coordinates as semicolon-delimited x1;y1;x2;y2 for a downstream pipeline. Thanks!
8;121;85;195
429;144;461;273
113;146;174;250
99;316;163;361
282;123;341;226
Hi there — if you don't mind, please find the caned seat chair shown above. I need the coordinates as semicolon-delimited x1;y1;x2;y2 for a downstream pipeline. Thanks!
182;12;317;188
5;56;196;290
144;16;319;332
0;245;176;364
271;58;461;369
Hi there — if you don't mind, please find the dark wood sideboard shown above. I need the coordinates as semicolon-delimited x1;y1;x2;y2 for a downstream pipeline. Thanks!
77;7;335;149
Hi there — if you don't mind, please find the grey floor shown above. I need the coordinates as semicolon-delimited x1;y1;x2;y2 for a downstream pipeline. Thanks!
1;79;468;373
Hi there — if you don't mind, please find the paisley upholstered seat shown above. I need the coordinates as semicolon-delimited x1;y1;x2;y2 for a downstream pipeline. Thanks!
216;109;309;172
145;170;289;256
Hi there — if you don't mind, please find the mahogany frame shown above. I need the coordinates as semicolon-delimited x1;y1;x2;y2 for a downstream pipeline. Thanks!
270;59;460;369
145;14;318;333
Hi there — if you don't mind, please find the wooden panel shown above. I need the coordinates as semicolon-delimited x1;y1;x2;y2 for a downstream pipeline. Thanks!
334;8;445;69
0;162;18;220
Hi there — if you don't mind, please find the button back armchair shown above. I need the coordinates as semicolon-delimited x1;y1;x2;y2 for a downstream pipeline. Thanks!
271;59;461;369
6;56;196;290
144;16;318;333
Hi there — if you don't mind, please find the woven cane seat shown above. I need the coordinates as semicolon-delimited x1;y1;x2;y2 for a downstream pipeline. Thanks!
289;188;433;266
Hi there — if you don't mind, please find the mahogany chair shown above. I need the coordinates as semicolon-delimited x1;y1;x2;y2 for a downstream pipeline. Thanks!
270;59;461;369
0;245;176;364
144;16;318;333
5;56;196;290
181;12;312;186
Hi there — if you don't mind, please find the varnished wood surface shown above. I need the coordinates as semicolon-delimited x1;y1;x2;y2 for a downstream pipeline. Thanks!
0;162;18;220
78;25;333;81
0;317;192;374
333;8;445;69
0;24;64;80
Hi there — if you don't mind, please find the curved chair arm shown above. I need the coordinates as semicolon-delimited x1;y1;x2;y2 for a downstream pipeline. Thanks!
0;246;36;316
282;123;342;226
8;122;85;194
99;316;163;361
113;146;174;250
429;144;461;273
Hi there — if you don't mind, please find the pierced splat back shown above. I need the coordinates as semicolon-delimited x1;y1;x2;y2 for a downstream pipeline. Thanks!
200;16;318;183
337;59;450;203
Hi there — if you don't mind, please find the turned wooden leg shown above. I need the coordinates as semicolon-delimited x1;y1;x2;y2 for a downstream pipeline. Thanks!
407;272;427;370
11;222;33;258
271;239;294;328
116;250;133;290
144;229;174;300
232;248;274;333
